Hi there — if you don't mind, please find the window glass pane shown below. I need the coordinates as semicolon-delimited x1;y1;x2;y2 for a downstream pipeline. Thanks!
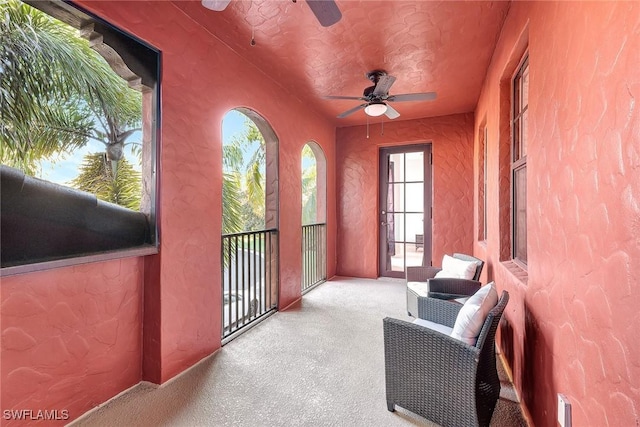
521;110;528;157
514;165;527;263
389;153;404;183
513;119;521;161
405;183;424;212
522;66;529;108
405;151;424;182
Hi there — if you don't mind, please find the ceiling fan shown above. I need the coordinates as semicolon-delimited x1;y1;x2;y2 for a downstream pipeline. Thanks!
201;0;342;28
324;70;437;119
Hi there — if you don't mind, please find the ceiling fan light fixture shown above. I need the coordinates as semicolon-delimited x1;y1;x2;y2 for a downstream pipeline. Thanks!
201;0;232;11
364;102;387;117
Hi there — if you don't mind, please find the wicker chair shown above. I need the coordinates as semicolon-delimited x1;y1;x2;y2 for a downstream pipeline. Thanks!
384;291;509;427
406;253;484;318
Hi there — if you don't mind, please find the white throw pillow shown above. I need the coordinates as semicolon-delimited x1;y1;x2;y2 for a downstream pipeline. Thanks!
434;254;478;280
450;282;498;345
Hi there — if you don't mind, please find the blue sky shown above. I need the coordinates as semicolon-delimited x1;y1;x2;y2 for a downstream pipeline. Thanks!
38;109;314;186
38;136;141;185
40;111;247;186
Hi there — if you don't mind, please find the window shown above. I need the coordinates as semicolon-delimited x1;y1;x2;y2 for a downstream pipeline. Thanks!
1;0;160;274
511;55;528;265
478;123;488;241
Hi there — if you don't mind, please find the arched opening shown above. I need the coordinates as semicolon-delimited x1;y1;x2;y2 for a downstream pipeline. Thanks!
301;141;327;293
221;108;279;342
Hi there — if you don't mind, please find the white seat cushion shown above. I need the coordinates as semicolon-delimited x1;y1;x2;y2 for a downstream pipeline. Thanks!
450;282;498;345
407;281;430;297
433;254;479;280
412;318;454;336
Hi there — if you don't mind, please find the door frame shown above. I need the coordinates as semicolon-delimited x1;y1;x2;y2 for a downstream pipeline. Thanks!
378;144;433;278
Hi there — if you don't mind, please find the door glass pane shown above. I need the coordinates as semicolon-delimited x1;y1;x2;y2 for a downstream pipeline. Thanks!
405;151;424;182
389;153;404;183
391;184;404;213
405;183;424;212
406;213;424;267
390;243;405;272
393;213;405;242
405;214;423;243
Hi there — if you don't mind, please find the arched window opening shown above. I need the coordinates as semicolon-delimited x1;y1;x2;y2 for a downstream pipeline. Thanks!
221;108;279;342
301;141;327;293
222;110;266;234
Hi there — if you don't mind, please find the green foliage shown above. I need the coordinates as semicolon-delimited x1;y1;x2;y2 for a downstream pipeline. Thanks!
222;171;244;234
222;115;266;233
70;153;141;210
0;0;143;206
301;144;317;225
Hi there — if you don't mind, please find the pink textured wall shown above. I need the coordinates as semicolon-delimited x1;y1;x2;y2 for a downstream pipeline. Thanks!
1;259;143;426
1;0;337;423
475;2;640;426
336;114;475;278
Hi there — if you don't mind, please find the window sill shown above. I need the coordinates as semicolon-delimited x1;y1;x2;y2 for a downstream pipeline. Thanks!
500;260;528;286
0;245;158;277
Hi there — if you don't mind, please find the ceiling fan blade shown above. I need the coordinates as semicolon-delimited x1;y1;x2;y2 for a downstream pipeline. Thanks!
324;95;367;101
373;75;396;96
201;0;232;11
337;103;367;118
384;104;401;119
305;0;342;27
387;92;437;102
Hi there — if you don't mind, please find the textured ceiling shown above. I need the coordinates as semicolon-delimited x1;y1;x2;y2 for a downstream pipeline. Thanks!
172;0;511;127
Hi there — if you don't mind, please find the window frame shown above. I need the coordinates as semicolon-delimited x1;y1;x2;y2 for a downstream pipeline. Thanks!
511;54;529;267
478;123;488;242
1;0;161;277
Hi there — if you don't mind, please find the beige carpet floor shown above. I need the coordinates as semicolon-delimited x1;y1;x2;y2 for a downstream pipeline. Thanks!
70;277;528;427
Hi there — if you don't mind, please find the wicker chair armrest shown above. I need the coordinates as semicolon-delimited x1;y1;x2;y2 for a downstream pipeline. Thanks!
383;317;480;423
427;278;481;298
416;297;462;327
406;266;440;282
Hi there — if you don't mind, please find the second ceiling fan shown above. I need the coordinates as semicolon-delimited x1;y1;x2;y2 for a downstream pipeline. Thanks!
325;70;437;119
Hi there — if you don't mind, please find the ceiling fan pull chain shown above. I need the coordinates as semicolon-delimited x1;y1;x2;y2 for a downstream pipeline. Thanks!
366;116;370;139
250;25;256;46
381;119;384;136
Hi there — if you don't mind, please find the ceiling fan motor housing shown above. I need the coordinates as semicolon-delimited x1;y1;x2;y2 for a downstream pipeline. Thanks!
366;69;388;83
363;85;378;99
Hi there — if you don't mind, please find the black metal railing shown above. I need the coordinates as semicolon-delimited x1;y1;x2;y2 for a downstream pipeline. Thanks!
302;223;326;293
221;229;278;340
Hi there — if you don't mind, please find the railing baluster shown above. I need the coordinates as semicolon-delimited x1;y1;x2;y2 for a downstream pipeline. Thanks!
301;223;326;294
221;229;279;340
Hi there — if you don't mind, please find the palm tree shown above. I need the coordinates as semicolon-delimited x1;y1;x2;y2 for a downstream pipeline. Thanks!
0;0;142;185
222;115;266;234
301;145;318;225
70;152;142;210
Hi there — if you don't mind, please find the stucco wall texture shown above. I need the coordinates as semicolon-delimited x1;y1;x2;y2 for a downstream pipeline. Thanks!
336;114;475;278
1;0;338;424
2;1;640;426
475;2;640;426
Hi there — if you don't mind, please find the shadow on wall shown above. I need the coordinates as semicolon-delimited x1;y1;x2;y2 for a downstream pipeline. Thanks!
521;302;556;427
498;315;515;379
